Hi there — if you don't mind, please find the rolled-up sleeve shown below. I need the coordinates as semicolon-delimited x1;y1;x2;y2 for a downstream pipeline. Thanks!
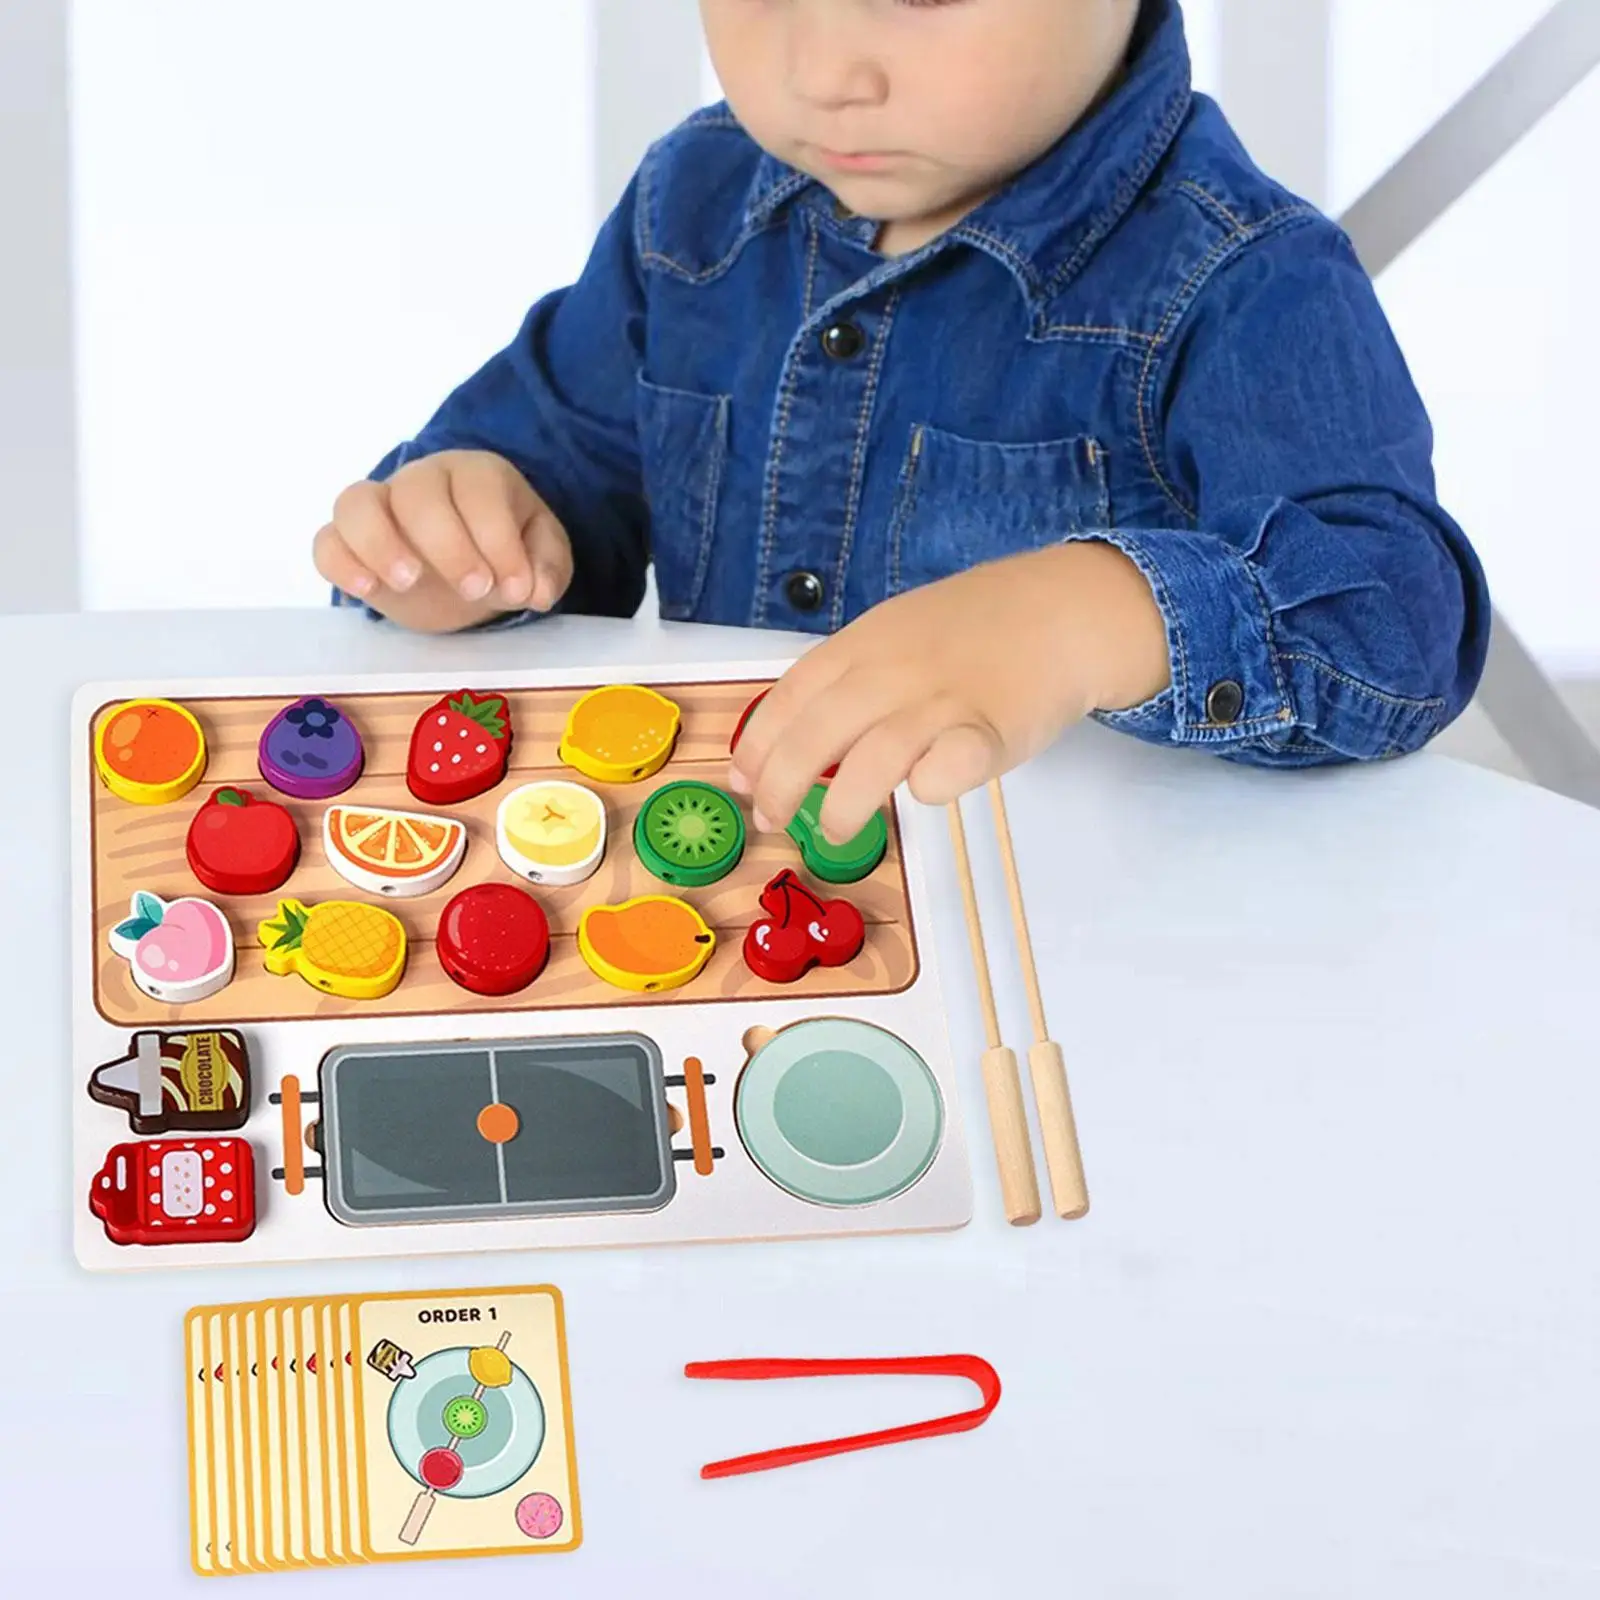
339;169;654;625
1083;221;1490;765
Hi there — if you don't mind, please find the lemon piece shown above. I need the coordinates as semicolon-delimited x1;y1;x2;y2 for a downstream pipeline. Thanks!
468;1346;514;1389
559;684;681;784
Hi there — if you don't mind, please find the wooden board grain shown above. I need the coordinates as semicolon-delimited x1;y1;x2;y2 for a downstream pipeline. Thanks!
89;680;920;1026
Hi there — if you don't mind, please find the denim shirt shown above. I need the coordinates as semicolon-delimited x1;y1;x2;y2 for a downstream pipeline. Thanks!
349;0;1489;766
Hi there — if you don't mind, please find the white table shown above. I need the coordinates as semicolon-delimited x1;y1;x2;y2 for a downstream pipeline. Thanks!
4;609;1598;1598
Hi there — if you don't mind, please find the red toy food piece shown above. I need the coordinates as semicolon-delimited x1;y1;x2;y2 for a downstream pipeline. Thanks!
185;787;300;896
89;1136;256;1246
419;1448;464;1491
730;691;839;781
407;690;513;805
437;883;551;996
743;869;865;984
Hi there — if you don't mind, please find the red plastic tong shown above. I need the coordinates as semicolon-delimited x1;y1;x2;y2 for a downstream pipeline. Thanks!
685;1355;1002;1480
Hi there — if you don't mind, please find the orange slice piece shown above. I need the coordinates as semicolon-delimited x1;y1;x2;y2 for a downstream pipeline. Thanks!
559;685;681;784
323;805;467;899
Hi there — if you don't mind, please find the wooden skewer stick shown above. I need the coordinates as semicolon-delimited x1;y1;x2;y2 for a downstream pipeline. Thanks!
947;799;1041;1227
986;779;1089;1220
399;1329;513;1547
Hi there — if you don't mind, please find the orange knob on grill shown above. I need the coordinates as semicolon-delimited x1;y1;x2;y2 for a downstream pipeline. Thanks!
476;1103;520;1145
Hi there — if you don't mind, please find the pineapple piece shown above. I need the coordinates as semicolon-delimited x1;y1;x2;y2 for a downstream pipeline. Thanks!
258;897;407;1001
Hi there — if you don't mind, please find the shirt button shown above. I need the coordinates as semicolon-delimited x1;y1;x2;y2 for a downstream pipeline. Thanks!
1206;680;1245;725
820;321;866;361
784;570;826;613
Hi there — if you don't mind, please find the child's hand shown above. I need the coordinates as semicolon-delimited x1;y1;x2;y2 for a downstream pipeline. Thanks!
313;450;573;634
728;542;1170;843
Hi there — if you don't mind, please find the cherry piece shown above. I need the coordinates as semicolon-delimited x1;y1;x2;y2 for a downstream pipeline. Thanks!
742;869;866;985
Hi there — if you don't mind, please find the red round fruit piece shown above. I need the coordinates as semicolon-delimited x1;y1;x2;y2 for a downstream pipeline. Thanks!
185;787;300;896
437;883;551;996
419;1447;464;1491
730;691;839;781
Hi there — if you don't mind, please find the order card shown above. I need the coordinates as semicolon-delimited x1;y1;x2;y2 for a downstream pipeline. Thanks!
351;1285;581;1562
204;1310;235;1575
298;1300;336;1567
185;1309;214;1578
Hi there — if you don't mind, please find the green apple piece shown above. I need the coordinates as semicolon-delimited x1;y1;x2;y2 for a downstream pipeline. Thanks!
786;785;888;884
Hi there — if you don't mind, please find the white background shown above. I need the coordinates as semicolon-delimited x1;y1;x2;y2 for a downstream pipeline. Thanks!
1327;0;1600;676
67;0;1599;670
70;0;596;612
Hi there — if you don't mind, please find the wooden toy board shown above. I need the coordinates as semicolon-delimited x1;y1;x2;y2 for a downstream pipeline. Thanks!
71;661;973;1271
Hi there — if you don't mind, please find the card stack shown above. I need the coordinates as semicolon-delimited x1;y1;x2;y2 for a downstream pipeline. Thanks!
184;1284;581;1575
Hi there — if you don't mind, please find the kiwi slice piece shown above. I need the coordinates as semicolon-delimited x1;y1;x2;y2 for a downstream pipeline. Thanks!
786;785;888;884
442;1395;488;1440
634;781;747;887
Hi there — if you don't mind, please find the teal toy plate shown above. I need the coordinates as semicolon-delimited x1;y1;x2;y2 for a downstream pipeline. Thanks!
736;1019;943;1207
387;1346;545;1498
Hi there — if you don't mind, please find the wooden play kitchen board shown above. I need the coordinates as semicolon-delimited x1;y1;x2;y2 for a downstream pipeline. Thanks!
71;662;973;1272
87;679;918;1025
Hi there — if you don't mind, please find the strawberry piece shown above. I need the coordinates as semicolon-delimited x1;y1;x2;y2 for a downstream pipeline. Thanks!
743;869;865;984
406;690;513;805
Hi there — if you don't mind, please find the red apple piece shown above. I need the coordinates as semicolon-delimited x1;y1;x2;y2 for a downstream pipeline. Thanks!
186;787;300;896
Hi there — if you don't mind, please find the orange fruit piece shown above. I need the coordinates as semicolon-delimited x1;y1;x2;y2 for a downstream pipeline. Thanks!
94;699;207;805
559;685;681;784
578;895;715;992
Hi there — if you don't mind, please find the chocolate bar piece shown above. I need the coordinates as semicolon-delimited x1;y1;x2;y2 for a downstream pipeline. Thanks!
88;1029;251;1134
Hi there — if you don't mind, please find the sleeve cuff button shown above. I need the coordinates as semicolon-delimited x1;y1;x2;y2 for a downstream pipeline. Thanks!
1205;680;1245;725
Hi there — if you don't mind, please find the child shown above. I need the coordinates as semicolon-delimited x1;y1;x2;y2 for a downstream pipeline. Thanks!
315;0;1489;848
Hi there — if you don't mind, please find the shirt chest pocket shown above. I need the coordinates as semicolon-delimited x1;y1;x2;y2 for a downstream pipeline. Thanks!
887;424;1111;597
635;374;731;621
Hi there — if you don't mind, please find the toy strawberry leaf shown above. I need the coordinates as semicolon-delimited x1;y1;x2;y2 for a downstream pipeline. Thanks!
448;693;508;742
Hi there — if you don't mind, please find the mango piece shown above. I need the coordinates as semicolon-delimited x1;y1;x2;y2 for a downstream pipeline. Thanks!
578;895;715;993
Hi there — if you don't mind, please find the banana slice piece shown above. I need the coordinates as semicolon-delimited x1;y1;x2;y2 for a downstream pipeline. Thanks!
496;781;607;887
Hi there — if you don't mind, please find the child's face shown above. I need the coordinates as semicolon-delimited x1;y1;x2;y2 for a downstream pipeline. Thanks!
701;0;1139;249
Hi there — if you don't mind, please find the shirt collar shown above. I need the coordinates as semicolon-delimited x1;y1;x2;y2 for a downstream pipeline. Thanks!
741;0;1192;308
